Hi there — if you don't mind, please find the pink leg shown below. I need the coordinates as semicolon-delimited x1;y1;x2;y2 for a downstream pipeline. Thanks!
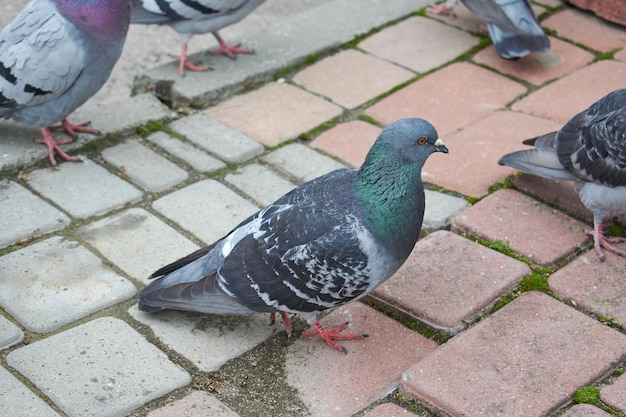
587;222;626;262
48;118;99;138
208;31;254;59
269;311;293;337
302;321;368;354
35;128;79;166
427;3;456;16
171;43;209;76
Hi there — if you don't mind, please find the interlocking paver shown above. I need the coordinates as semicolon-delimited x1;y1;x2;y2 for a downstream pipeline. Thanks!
0;237;135;333
263;143;346;182
224;164;296;206
293;49;415;109
0;366;60;417
601;372;626;413
0;180;70;249
207;82;343;147
285;302;437;417
0;315;23;350
359;16;480;73
616;48;626;61
101;140;188;192
423;190;469;231
7;317;191;417
310;120;381;167
153;179;258;244
147;391;241;417
78;208;200;284
147;131;227;173
129;306;278;372
27;158;142;219
362;403;418;417
401;292;626;417
367;62;527;135
560;404;613;417
372;231;530;333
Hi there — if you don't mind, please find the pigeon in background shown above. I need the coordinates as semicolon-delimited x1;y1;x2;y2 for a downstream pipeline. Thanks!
131;0;267;76
499;89;626;261
139;118;448;353
428;0;550;60
0;0;132;166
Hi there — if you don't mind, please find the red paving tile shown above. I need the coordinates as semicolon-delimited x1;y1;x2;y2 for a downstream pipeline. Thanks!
601;372;626;413
367;62;527;135
310;120;381;167
372;231;530;333
561;404;613;417
362;403;418;417
147;391;240;417
401;292;626;417
452;188;590;266
421;111;562;197
616;48;626;61
285;302;437;417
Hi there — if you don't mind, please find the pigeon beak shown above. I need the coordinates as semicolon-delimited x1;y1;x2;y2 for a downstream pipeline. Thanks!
434;138;448;154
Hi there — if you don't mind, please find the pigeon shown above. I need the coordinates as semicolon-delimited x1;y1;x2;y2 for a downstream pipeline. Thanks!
130;0;267;76
499;88;626;261
428;0;550;60
139;118;448;353
0;0;132;166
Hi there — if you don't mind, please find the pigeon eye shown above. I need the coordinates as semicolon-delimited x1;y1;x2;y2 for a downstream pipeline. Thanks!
417;137;427;145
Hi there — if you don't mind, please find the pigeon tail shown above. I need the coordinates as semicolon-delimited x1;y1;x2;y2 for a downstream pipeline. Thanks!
488;23;550;59
498;149;578;181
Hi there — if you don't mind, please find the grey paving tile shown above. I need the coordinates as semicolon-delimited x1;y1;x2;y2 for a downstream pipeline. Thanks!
129;305;278;372
7;317;191;417
0;180;70;249
101;139;188;192
27;158;142;219
0;315;24;350
0;366;60;417
560;404;613;417
0;237;136;333
0;121;60;172
153;179;258;244
78;208;200;284
170;114;264;163
601;372;626;413
147;131;227;173
423;190;468;231
147;391;242;417
224;163;296;206
263;143;346;182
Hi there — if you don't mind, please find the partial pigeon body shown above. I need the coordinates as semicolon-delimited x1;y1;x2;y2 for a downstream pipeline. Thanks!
131;0;267;76
0;0;132;165
139;118;448;352
429;0;550;59
499;88;626;261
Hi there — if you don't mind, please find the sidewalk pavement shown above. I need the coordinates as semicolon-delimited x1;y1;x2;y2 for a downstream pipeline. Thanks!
1;1;626;416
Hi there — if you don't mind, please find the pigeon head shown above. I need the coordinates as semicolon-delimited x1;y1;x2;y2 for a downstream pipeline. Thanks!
377;117;448;161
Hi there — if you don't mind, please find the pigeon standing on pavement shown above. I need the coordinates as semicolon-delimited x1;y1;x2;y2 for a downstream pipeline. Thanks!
499;88;626;261
428;0;550;59
130;0;267;76
139;118;448;353
0;0;132;166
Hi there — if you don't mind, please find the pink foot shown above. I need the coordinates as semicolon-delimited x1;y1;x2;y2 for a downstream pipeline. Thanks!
35;128;79;166
303;321;368;354
269;311;293;336
172;43;209;76
208;31;254;59
587;223;626;262
48;118;99;138
427;4;456;16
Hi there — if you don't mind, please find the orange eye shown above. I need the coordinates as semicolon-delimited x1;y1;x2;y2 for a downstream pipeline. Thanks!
417;137;427;145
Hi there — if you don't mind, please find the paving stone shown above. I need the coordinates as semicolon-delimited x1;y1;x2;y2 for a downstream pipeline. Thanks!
452;188;589;266
549;244;626;331
0;315;24;350
601;372;626;413
153;179;258;244
78;208;200;284
170;114;264;163
423;190;469;231
224;163;296;206
542;9;626;53
7;317;191;417
616;48;626;61
285;302;437;417
263;143;346;182
292;49;415;109
372;231;530;333
512;60;626;124
147;131;227;173
27;158;142;219
421;111;562;198
473;36;594;86
147;391;241;417
101;140;188;192
401;292;626;417
310;120;382;167
0;121;67;172
0;237;136;333
560;404;613;417
367;62;527;135
0;366;60;417
362;403;418;417
207;82;343;147
129;305;278;372
359;16;480;73
0;180;70;249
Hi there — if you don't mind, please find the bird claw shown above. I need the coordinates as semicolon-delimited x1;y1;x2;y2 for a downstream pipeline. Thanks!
35;128;80;166
269;311;293;337
207;43;254;60
427;4;456;17
303;321;367;353
48;118;98;138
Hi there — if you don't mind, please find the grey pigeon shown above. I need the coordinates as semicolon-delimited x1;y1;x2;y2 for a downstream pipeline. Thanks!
131;0;266;76
499;88;626;261
0;0;132;165
429;0;550;59
139;118;448;352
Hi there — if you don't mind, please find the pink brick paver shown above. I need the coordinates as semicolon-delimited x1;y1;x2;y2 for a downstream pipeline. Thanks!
367;62;527;135
359;16;480;74
310;120;382;167
561;404;613;417
285;302;437;417
473;36;594;86
147;391;241;417
616;48;626;61
206;82;342;146
421;111;562;197
292;50;414;109
452;188;589;265
549;245;626;331
372;231;530;333
401;292;626;417
601;372;626;413
362;403;418;417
